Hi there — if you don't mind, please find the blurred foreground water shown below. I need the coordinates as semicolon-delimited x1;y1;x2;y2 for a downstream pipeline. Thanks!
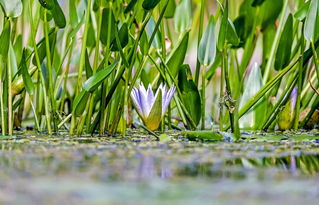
0;131;319;204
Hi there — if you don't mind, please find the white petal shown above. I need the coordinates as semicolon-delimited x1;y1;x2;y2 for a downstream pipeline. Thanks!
139;84;151;117
146;85;155;108
162;86;176;115
131;88;144;118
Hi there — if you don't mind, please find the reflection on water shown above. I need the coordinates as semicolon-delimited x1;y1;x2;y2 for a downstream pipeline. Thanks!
0;133;319;204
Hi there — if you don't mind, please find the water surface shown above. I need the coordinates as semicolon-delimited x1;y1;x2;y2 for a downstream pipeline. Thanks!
0;130;319;204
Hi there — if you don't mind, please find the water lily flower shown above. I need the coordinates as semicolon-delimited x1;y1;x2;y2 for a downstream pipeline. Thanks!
131;83;176;130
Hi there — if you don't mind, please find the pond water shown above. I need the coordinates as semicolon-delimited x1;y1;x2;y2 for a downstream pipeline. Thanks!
0;130;319;204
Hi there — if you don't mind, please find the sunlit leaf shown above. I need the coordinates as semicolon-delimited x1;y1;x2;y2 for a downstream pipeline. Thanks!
239;63;263;129
198;16;216;67
174;0;192;33
304;0;319;41
69;0;79;27
167;32;189;78
294;1;310;21
0;0;22;18
83;60;119;92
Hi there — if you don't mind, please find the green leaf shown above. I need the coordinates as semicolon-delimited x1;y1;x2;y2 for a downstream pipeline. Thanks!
85;50;93;79
100;8;116;45
69;0;79;27
163;0;176;18
0;20;10;58
294;1;310;21
0;0;22;17
21;51;35;95
52;0;66;28
124;0;138;13
304;0;319;41
72;90;90;117
226;19;240;47
275;14;293;70
38;0;54;10
86;17;96;48
83;60;119;92
9;43;18;75
239;63;263;129
166;31;189;78
182;131;223;142
111;23;129;51
32;29;57;66
198;16;216;67
139;31;149;55
217;2;228;50
174;0;192;33
178;65;201;126
260;0;283;29
146;17;161;49
13;35;23;65
142;0;161;10
251;0;265;7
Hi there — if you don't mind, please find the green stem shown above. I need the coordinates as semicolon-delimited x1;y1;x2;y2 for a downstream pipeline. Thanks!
70;0;92;135
262;0;288;84
294;33;305;130
43;9;56;131
7;45;12;135
223;49;240;140
0;56;5;135
28;1;52;134
195;0;205;86
201;65;206;129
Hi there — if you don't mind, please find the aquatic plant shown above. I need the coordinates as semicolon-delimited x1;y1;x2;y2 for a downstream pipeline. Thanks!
131;84;175;130
0;0;317;138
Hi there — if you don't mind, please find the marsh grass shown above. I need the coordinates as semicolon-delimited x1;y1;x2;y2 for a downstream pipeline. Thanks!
0;0;318;138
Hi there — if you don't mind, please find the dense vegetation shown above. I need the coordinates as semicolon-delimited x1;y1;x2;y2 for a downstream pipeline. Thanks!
0;0;318;139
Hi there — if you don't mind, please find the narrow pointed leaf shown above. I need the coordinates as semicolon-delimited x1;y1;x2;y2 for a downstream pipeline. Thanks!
304;0;319;41
142;0;161;10
167;32;189;78
178;65;201;126
275;14;293;70
83;60;119;92
111;23;129;51
0;20;10;58
100;8;116;45
198;16;216;67
239;63;263;129
21;51;35;95
294;1;310;21
72;90;90;116
174;0;192;33
52;0;66;28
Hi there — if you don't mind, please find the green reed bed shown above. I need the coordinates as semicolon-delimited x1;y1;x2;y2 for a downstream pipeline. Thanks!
0;0;318;139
